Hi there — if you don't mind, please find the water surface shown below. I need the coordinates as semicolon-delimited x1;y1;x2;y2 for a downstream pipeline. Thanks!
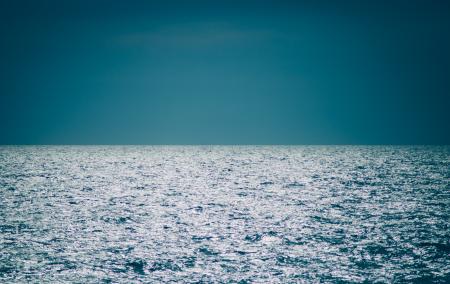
1;146;449;283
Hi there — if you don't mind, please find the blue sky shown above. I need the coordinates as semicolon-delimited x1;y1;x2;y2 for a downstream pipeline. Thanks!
1;0;449;144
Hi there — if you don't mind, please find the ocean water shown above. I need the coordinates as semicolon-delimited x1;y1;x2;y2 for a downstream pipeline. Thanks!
0;146;449;283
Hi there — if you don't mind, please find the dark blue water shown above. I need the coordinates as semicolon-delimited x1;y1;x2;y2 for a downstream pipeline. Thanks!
1;146;449;283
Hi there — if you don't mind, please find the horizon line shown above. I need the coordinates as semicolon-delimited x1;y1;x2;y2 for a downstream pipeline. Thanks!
1;144;449;147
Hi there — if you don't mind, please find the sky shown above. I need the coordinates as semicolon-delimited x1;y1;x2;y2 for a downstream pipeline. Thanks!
1;0;449;144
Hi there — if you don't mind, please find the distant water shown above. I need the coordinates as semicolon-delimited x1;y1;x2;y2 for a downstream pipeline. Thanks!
1;146;449;283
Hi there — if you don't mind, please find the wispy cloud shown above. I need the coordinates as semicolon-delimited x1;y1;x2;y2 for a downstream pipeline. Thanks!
116;22;274;48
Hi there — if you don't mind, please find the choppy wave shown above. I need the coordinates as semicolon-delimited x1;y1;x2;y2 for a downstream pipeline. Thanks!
1;146;449;283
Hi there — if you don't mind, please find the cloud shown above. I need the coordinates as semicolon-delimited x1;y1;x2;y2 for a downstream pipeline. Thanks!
115;22;273;48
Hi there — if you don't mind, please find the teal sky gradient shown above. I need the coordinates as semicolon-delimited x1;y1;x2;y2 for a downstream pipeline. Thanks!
1;0;449;144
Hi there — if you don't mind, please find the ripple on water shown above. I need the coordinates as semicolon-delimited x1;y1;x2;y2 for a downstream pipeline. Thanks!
0;145;449;282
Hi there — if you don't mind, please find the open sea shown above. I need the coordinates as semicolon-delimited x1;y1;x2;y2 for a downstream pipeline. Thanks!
0;146;449;283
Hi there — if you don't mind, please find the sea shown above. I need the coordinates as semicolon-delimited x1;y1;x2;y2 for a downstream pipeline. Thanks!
1;146;449;283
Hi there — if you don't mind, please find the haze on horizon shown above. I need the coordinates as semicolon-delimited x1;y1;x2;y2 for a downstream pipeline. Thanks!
1;0;449;145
